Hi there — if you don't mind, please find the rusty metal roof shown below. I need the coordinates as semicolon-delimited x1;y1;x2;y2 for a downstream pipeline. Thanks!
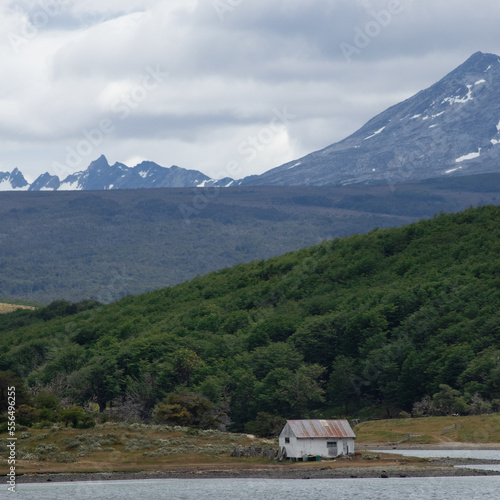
287;420;356;439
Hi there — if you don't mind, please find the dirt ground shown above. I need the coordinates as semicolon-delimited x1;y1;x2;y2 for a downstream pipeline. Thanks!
14;445;500;483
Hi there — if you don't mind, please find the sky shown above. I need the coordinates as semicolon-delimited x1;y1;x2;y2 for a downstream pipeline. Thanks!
1;0;500;183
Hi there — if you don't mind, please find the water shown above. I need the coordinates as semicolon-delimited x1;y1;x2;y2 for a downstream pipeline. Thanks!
372;449;500;460
7;477;500;500
457;464;500;472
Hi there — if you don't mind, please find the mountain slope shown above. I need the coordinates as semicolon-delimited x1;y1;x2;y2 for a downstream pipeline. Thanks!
0;168;29;191
20;156;234;191
241;51;500;186
2;205;500;427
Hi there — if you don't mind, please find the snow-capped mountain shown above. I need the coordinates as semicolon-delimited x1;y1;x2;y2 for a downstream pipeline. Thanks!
0;156;234;192
51;156;234;191
0;168;29;191
239;51;500;186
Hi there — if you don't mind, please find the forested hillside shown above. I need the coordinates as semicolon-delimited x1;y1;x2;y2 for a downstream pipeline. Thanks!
1;205;500;433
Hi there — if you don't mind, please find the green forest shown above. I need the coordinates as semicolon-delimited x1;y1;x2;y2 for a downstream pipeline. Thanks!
1;205;500;435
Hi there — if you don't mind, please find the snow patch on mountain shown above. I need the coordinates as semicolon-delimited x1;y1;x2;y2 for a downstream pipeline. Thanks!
364;126;386;140
446;166;463;174
456;149;481;163
0;179;12;191
442;84;474;105
58;181;80;191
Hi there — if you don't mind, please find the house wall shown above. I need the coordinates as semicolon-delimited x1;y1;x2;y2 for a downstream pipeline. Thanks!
279;422;299;457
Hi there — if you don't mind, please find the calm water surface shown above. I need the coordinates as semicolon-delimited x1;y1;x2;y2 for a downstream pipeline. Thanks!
373;449;500;460
9;477;500;500
457;464;500;472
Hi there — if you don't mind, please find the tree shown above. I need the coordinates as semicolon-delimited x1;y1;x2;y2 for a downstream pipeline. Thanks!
468;393;492;415
67;357;122;411
255;368;293;416
247;342;303;379
16;405;39;426
432;384;469;415
285;364;325;417
459;348;500;400
0;371;31;412
289;313;341;366
117;370;165;422
327;356;358;414
152;392;225;429
172;349;203;385
244;412;286;438
227;369;257;432
416;384;470;416
255;365;325;419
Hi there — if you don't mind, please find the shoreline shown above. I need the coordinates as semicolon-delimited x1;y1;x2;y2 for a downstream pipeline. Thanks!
16;459;500;483
13;443;500;483
15;468;500;483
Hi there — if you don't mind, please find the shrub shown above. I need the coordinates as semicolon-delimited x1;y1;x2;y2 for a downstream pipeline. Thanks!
59;406;95;428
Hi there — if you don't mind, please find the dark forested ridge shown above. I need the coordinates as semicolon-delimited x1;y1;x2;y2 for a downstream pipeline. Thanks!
1;174;499;303
1;205;500;432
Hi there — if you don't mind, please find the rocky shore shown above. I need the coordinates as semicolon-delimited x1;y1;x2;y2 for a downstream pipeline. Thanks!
16;457;500;483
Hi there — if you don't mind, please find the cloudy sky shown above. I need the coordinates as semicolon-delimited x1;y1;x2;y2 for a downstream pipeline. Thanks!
1;0;500;182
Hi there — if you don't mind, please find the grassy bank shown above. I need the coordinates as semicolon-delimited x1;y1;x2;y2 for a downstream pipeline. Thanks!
354;413;500;445
2;414;499;476
0;423;278;475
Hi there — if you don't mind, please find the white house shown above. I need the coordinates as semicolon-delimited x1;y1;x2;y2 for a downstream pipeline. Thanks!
278;419;356;460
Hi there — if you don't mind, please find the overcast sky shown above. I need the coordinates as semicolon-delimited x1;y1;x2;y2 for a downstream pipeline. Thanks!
1;0;500;182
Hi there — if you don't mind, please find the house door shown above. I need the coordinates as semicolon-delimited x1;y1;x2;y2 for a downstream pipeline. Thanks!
327;441;337;457
343;441;348;455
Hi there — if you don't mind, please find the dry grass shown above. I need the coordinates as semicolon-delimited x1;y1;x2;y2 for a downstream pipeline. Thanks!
0;302;37;314
355;413;500;445
0;423;278;475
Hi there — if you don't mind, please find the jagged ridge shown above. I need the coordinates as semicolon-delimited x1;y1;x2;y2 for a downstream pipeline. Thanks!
0;156;234;191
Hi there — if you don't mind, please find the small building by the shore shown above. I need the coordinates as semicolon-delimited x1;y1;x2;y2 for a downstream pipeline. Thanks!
278;419;356;460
